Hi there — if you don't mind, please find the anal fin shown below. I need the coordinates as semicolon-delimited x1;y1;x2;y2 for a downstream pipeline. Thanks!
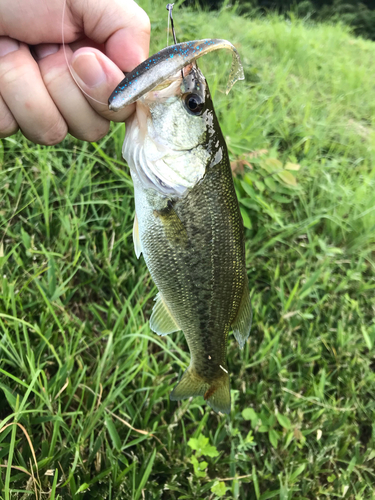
150;292;180;336
133;214;142;258
232;284;252;349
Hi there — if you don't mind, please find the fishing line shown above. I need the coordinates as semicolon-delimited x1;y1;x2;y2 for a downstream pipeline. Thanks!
166;4;183;78
167;7;170;46
166;4;178;45
61;0;107;106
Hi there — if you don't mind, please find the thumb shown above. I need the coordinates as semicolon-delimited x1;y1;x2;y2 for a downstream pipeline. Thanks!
71;47;135;122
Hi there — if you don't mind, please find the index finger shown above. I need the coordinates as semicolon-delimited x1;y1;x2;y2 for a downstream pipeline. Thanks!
71;0;150;71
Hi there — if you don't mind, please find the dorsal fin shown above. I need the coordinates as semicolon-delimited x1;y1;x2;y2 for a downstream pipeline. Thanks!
150;292;180;336
232;284;252;349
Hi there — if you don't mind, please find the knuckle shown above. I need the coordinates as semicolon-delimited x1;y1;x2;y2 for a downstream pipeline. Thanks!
137;9;151;37
0;113;18;138
127;3;150;37
36;120;68;145
42;66;65;89
75;121;110;142
0;64;20;88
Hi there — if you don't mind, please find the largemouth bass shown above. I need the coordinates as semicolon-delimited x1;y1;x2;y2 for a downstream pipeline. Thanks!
109;40;252;414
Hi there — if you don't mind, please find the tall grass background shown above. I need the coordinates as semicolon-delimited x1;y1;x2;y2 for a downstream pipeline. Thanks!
0;1;375;498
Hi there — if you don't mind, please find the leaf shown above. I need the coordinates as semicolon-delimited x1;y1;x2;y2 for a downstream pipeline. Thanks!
242;408;258;422
252;465;260;500
231;427;240;437
49;469;59;500
21;229;31;251
261;158;282;174
240;179;256;198
36;457;54;469
270;194;291;204
0;384;18;411
211;481;228;497
240;207;252;229
258;425;269;433
361;326;373;350
245;430;256;445
299;269;322;298
244;171;260;182
134;449;156;500
239;198;260;211
76;483;90;494
284;162;300;171
290;463;306;482
105;416;122;452
276;413;291;429
191;455;207;478
268;429;279;448
254;180;265;192
201;447;218;458
264;176;278;192
188;435;219;458
188;437;201;451
277;170;297;186
260;490;280;500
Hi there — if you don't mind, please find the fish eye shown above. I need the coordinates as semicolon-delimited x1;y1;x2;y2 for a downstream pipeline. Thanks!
184;93;204;115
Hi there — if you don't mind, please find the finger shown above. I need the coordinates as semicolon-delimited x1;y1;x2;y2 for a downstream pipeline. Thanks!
69;37;105;54
0;94;18;138
72;0;150;70
0;0;150;70
70;47;135;122
0;37;67;145
35;43;110;142
0;0;77;43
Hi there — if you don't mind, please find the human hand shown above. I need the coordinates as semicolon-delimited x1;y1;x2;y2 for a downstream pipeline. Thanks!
0;0;150;144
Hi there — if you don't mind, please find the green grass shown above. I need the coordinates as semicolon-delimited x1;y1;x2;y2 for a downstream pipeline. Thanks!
1;2;375;499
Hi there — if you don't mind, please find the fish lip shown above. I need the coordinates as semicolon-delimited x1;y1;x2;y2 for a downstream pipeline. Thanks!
108;39;244;111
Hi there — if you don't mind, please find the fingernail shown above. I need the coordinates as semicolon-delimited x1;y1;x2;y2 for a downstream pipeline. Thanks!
0;37;19;57
72;52;106;88
33;44;59;60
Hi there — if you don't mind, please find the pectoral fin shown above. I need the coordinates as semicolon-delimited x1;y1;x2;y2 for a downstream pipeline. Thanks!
133;214;142;258
232;285;252;349
154;204;188;248
150;292;180;336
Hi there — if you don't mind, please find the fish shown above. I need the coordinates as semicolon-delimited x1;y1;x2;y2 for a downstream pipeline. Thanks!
108;39;252;414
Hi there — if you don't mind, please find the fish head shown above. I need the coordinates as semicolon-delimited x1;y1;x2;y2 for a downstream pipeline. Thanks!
123;62;222;197
144;63;207;152
109;39;244;197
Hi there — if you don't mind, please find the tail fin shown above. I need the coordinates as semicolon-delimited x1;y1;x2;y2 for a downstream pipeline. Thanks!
170;367;231;414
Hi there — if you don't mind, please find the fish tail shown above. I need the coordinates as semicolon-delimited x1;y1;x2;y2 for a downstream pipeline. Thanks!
170;367;231;414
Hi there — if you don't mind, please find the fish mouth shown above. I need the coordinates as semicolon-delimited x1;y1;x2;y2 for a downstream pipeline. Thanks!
108;39;244;111
141;64;196;103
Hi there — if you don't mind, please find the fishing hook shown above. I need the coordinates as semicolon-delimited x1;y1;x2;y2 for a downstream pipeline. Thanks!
166;3;184;79
166;3;178;45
